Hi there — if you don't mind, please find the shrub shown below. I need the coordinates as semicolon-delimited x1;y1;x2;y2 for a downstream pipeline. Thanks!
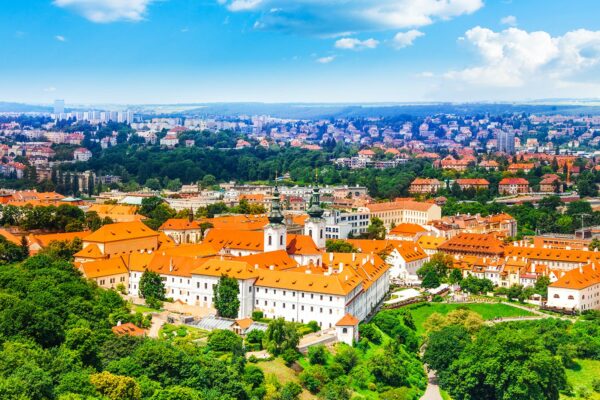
307;345;328;365
281;348;300;366
358;323;381;344
252;311;264;320
299;365;329;393
307;320;320;332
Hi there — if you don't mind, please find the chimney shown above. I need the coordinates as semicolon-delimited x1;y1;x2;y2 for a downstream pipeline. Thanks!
352;253;356;262
579;265;583;274
305;269;312;274
255;264;259;270
327;266;332;275
269;265;275;270
169;257;173;272
339;263;344;273
329;253;334;262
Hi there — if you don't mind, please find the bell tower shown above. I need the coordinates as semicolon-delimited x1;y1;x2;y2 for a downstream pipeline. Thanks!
304;178;326;249
264;184;287;252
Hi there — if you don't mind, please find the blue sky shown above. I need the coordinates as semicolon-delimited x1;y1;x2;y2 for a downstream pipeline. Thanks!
2;0;600;104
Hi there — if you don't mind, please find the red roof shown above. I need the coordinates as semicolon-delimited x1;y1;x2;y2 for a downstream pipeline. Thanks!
336;313;360;326
499;178;529;185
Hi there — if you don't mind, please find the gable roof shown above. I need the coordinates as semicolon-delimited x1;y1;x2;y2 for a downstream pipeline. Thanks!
112;322;145;337
438;233;505;256
159;218;200;231
336;313;359;326
78;257;128;279
550;263;600;290
84;221;159;243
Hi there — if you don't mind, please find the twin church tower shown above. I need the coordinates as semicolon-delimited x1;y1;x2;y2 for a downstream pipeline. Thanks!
263;181;326;252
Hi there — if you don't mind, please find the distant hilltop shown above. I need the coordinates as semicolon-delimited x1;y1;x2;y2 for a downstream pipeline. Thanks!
5;100;600;119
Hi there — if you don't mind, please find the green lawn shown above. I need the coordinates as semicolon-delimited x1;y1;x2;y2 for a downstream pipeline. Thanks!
131;303;162;313
406;302;534;335
562;359;600;400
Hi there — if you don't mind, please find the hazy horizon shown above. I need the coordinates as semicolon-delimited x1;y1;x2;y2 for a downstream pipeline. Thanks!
2;1;600;104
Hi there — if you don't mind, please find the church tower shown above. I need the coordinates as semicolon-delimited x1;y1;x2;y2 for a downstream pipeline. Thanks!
264;185;287;252
304;183;326;249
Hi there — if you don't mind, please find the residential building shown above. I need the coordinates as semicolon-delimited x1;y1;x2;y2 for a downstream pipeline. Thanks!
497;131;515;154
365;200;441;229
409;178;441;195
546;264;600;311
498;178;530;195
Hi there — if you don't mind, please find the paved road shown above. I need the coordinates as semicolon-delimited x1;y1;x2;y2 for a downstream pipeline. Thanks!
148;312;167;338
420;369;443;400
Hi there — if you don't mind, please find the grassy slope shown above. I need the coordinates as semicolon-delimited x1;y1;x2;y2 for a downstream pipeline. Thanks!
256;358;317;400
562;359;600;400
406;303;534;336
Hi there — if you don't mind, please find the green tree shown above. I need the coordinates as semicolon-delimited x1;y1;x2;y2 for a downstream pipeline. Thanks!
325;240;357;253
307;345;328;365
139;270;166;303
207;329;243;354
265;318;299;355
213;275;240;319
366;217;386;239
90;371;141;400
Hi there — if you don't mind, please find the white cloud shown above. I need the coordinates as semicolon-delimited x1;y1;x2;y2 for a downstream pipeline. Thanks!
334;37;379;50
445;27;600;87
416;71;434;78
500;15;517;26
227;0;263;11
55;35;66;42
392;29;424;48
43;86;57;92
316;56;335;64
53;0;154;23
218;0;483;35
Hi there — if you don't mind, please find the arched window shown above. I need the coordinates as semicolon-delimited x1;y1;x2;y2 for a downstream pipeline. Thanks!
309;229;313;237
268;235;272;246
342;327;348;333
568;295;574;300
280;235;284;245
553;294;559;298
320;229;323;239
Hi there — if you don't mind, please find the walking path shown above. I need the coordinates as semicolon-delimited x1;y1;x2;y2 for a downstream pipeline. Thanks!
148;311;168;338
420;369;443;400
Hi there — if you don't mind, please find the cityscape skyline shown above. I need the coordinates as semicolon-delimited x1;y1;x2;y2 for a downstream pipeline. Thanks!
3;0;600;104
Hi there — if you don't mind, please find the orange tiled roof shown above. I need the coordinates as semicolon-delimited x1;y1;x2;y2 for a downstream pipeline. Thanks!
199;215;269;231
159;218;201;231
203;229;320;255
389;223;428;235
0;229;21;245
366;200;437;213
29;231;88;248
411;178;441;185
336;313;359;326
238;250;299;270
255;266;362;296
78;256;128;279
74;243;106;260
550;263;600;290
456;178;489;185
322;252;389;291
191;258;259;280
499;177;529;185
417;235;446;250
505;246;600;264
438;233;505;256
112;322;145;337
84;221;159;243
